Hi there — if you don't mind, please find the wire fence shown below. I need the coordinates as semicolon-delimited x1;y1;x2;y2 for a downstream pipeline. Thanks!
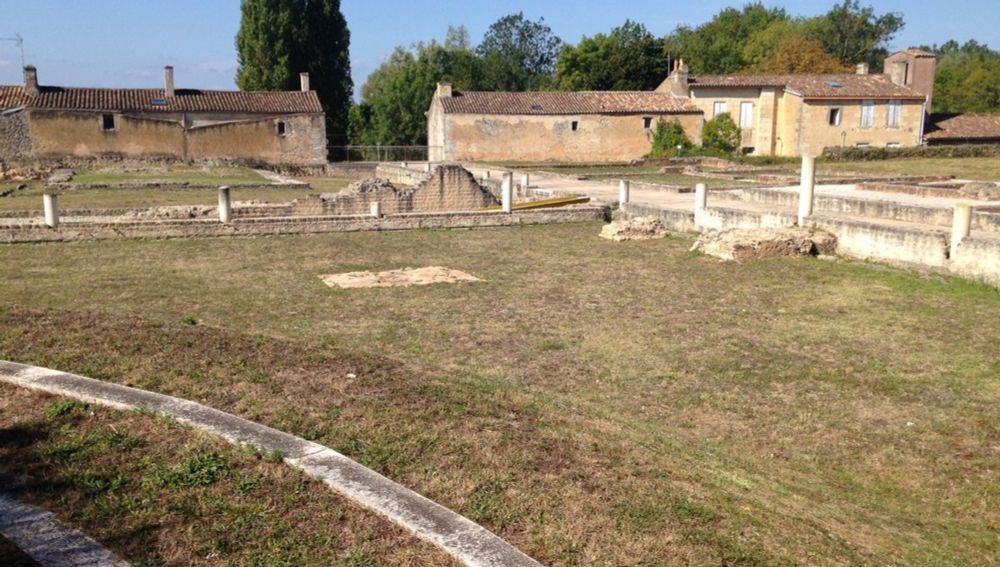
328;145;441;163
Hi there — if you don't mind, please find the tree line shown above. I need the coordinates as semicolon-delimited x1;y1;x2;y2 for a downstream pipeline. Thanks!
233;0;1000;149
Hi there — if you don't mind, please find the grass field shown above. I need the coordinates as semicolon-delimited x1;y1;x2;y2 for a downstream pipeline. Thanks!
1;223;997;565
72;164;267;186
0;180;350;212
0;384;449;565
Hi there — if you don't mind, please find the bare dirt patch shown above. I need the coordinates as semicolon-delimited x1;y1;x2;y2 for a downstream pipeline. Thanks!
693;227;837;262
321;266;483;288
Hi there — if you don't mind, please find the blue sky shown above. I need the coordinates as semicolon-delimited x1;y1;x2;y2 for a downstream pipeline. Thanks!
0;0;997;94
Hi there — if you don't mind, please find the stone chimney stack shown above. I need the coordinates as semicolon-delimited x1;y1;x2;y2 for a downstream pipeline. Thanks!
300;72;310;92
436;82;453;98
889;61;907;86
669;59;690;98
24;65;39;96
856;63;869;75
164;66;175;97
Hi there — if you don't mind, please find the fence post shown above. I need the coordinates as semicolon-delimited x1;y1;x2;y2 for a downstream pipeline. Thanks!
218;186;232;223
43;193;59;228
950;203;973;258
798;155;816;225
694;183;707;228
502;173;513;213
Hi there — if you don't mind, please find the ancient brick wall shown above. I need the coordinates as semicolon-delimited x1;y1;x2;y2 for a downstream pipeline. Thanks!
410;165;497;212
0;111;33;161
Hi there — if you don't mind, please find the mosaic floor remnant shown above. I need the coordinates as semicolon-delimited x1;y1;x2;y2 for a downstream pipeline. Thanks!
320;266;482;289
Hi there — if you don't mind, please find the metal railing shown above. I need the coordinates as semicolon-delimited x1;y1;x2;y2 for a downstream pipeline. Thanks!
328;145;442;163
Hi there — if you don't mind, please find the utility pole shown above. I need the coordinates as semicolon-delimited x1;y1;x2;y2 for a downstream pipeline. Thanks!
0;34;25;69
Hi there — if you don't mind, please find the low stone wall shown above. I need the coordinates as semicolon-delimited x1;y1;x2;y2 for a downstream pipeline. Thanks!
951;237;1000;286
721;187;1000;233
324;162;378;179
0;111;33;161
698;206;796;231
808;217;950;268
0;206;608;244
374;163;433;186
618;203;696;233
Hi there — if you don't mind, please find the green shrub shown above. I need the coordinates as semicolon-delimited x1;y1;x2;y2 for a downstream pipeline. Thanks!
648;118;692;158
823;143;1000;161
702;113;741;154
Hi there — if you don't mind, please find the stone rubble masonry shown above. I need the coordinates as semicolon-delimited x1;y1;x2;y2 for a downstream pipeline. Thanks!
0;111;33;161
293;165;500;216
0;206;609;244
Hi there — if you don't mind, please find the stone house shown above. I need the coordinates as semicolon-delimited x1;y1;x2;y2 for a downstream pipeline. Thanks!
429;49;940;161
427;83;703;162
0;66;327;166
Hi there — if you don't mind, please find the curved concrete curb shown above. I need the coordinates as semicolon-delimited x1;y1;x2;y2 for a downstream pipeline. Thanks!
0;361;542;567
0;494;130;566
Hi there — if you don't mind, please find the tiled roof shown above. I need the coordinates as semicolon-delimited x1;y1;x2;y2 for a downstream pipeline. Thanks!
0;85;322;114
924;113;1000;141
689;74;926;99
440;91;700;115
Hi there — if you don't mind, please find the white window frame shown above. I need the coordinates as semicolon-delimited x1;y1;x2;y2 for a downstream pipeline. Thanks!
828;107;842;126
860;100;875;129
713;101;728;118
887;100;901;128
739;101;754;128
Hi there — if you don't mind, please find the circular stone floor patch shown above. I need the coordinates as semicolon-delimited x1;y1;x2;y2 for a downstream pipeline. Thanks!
320;266;482;289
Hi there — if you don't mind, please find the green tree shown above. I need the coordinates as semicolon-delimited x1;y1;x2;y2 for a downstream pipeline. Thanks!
477;12;563;90
929;40;1000;113
702;113;741;154
664;3;789;74
648;119;692;158
742;20;849;74
236;0;353;145
556;21;669;91
804;0;904;68
349;48;437;145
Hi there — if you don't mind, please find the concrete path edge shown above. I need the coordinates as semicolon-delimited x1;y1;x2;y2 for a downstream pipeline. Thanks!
0;360;542;567
0;494;131;567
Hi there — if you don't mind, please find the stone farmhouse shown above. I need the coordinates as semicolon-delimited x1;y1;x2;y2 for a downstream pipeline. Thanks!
429;49;997;161
0;66;327;166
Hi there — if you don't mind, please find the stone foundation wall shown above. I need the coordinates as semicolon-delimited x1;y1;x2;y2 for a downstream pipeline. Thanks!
0;206;608;244
0;111;33;164
294;165;499;216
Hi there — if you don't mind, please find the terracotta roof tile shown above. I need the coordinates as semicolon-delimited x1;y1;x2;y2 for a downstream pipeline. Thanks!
689;74;926;99
0;85;322;114
925;113;1000;141
440;91;700;115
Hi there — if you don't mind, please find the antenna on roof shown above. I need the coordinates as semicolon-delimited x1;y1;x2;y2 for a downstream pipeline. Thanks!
0;33;25;69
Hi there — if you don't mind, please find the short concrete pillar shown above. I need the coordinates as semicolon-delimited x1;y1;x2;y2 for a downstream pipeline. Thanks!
218;186;232;223
694;183;707;227
401;161;408;168
521;173;530;195
618;180;630;204
501;173;513;213
42;193;59;228
370;201;382;218
798;155;816;225
424;162;432;173
485;170;491;179
951;203;973;258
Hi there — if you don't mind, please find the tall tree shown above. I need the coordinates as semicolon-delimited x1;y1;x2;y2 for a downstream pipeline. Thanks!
804;0;904;68
929;40;1000;113
236;0;353;145
556;20;670;91
477;12;563;90
663;3;789;74
742;20;849;74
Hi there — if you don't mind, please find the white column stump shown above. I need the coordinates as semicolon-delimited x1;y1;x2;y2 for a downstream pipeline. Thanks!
619;180;630;204
521;173;530;196
502;173;513;213
424;162;432;173
694;183;707;228
43;193;59;228
370;201;382;218
218;186;232;224
951;203;973;258
798;155;816;225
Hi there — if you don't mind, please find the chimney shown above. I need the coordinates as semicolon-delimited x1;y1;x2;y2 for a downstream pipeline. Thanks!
856;63;869;75
300;72;310;92
436;82;453;98
668;59;690;98
164;66;175;97
24;65;39;96
890;61;908;86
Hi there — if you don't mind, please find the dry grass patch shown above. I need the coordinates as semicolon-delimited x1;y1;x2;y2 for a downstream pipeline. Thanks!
0;224;998;565
0;383;452;566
